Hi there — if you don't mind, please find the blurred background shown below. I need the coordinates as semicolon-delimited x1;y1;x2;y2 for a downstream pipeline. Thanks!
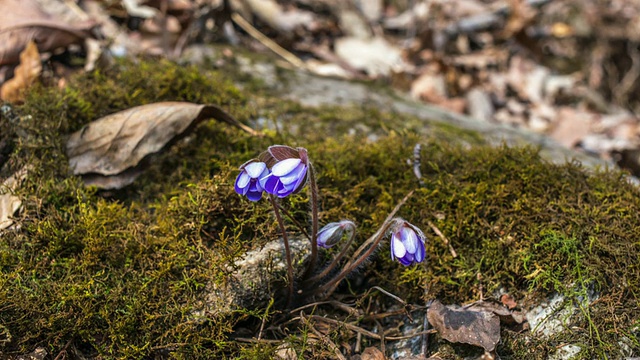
2;0;640;173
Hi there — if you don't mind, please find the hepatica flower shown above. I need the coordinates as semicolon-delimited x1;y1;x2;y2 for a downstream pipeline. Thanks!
316;220;356;249
259;145;309;198
234;160;269;201
390;221;426;266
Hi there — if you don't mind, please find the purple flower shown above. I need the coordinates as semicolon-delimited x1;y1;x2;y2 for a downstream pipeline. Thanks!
390;221;426;266
317;220;355;249
259;145;309;198
234;160;269;201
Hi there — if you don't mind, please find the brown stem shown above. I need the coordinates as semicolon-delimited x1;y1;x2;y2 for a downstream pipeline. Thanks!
301;164;319;280
313;191;414;298
315;221;395;298
269;194;294;307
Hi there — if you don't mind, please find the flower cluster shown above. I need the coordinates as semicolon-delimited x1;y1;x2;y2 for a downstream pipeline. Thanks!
234;145;308;201
234;144;428;298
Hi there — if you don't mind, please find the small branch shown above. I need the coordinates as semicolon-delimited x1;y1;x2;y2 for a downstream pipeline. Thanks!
427;220;457;258
231;13;306;69
301;313;347;360
304;315;436;341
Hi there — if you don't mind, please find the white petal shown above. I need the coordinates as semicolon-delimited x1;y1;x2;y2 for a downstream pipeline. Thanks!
244;162;267;178
236;172;251;188
392;234;406;258
271;158;302;176
401;227;418;253
279;164;306;185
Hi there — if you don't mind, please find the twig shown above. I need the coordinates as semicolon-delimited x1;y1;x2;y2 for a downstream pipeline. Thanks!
304;315;435;341
301;312;347;360
258;298;274;340
427;220;457;258
231;13;306;69
422;286;431;356
613;41;640;105
234;337;281;344
53;339;73;360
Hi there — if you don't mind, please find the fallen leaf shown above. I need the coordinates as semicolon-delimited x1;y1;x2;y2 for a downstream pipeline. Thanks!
549;107;597;148
0;0;96;66
427;299;500;352
0;40;41;103
360;346;385;360
66;102;258;189
500;294;518;310
464;299;527;329
334;36;406;78
0;166;29;231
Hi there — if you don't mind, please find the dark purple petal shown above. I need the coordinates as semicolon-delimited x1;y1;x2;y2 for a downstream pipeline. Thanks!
246;190;263;201
262;175;280;194
234;174;249;195
398;256;412;266
415;238;425;263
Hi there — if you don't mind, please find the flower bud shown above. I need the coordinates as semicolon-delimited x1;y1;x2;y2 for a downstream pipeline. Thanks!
316;220;356;249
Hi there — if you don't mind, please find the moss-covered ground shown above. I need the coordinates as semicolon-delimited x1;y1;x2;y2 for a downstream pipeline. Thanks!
0;57;639;359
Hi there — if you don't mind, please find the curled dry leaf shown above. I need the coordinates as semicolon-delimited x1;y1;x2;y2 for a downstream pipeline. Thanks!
0;0;96;66
66;102;258;189
0;40;41;103
427;299;500;352
0;166;30;232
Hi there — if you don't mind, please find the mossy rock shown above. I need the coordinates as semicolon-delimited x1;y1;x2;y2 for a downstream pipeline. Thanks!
0;54;638;359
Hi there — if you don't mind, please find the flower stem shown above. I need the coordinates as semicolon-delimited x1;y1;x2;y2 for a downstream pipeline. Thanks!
312;190;414;298
314;220;394;298
269;194;294;307
301;164;319;281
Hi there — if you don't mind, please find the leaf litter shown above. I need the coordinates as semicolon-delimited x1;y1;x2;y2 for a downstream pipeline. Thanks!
66;102;258;189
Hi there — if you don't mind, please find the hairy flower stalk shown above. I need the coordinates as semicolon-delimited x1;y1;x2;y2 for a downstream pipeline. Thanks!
234;147;424;306
307;221;357;284
311;191;417;299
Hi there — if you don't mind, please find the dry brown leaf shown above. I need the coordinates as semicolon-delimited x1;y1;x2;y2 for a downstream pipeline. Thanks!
500;294;518;310
0;166;29;231
360;347;385;360
0;41;41;103
66;102;258;189
0;0;95;66
464;299;527;329
549;107;598;148
427;300;500;352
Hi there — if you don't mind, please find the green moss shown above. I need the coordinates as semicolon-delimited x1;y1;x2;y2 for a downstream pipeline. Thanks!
0;57;638;358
